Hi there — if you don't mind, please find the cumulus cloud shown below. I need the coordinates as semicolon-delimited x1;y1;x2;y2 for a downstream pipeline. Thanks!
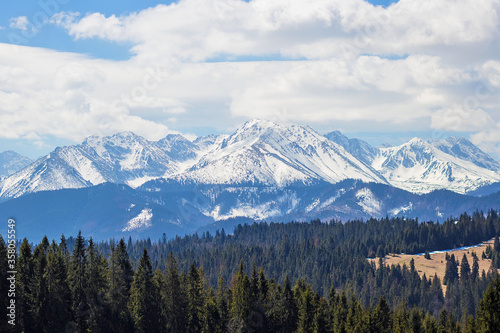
1;0;500;157
431;106;495;132
52;0;500;64
9;16;30;31
0;43;178;143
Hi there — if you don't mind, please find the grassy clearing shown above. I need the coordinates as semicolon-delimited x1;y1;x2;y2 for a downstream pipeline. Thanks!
368;238;499;291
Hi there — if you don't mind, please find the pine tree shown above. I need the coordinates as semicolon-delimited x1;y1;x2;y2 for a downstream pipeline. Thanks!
153;269;167;333
430;274;445;317
295;282;316;333
204;288;224;333
230;262;252;332
278;275;298;333
45;241;71;331
444;254;459;285
471;253;480;281
0;235;10;331
216;275;230;332
476;275;500;332
331;290;348;333
186;263;206;333
462;314;476;333
437;308;449;333
16;238;34;332
68;231;89;332
85;238;109;332
345;296;368;333
29;236;50;332
422;312;438;333
409;307;422;333
460;254;471;281
163;252;187;333
392;301;410;332
425;250;431;260
129;248;160;333
313;297;330;333
372;296;392;333
107;238;134;332
59;234;70;265
258;268;269;303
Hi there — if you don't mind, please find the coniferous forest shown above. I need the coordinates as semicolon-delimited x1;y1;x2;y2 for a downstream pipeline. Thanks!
2;211;500;332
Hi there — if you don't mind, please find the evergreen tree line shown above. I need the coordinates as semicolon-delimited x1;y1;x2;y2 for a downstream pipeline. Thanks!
98;211;500;309
2;231;500;332
7;211;499;316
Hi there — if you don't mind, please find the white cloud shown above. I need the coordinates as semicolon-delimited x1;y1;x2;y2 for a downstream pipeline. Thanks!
10;16;30;31
431;106;495;132
0;0;499;157
0;43;177;143
52;0;500;65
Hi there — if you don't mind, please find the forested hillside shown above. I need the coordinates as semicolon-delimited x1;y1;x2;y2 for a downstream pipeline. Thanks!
3;210;500;331
1;232;500;332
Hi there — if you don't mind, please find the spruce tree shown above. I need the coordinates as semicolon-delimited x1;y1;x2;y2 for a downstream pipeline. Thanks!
0;235;10;331
460;254;471;281
85;238;109;331
29;237;50;332
476;275;500;332
409;307;422;333
16;238;34;332
129;248;160;333
186;263;205;333
204;288;224;333
68;231;88;332
45;241;71;331
59;234;70;265
216;276;230;332
163;252;187;332
278;275;298;333
295;283;316;333
471;253;480;281
313;297;330;333
372;296;392;333
230;262;252;331
153;269;168;332
107;238;134;331
331;290;348;333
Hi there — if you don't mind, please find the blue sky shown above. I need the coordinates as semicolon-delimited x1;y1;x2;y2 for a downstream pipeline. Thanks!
0;0;397;61
0;0;499;159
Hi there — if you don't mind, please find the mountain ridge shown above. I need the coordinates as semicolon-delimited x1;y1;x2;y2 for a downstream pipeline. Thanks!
1;119;500;201
0;150;33;179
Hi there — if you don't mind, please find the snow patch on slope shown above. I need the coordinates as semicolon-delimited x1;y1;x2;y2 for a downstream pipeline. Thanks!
355;188;381;216
389;202;413;216
122;208;153;231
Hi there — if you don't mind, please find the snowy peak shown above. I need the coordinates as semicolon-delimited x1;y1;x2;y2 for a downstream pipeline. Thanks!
324;131;379;164
323;130;500;194
373;137;500;194
430;137;500;171
1;120;500;200
174;120;386;186
0;132;200;199
375;138;434;170
0;151;33;178
156;134;198;161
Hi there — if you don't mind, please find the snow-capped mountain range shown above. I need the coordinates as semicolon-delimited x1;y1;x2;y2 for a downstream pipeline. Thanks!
2;119;500;241
1;119;500;200
0;151;33;179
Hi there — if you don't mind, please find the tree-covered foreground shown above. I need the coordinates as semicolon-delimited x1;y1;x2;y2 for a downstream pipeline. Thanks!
2;210;500;332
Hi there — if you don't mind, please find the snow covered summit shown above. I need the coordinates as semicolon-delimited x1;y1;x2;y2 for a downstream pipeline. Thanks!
1;119;500;200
